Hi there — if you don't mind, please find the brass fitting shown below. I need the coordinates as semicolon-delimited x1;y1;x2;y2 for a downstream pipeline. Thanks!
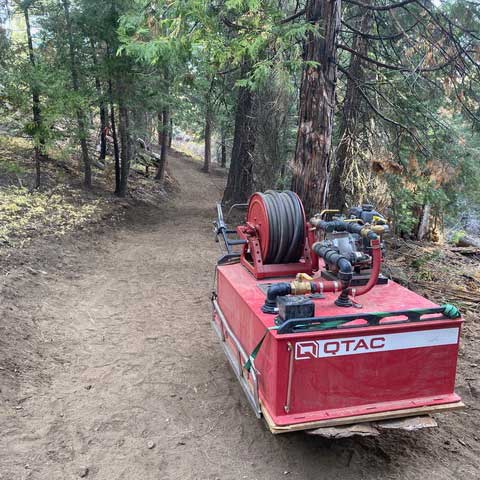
310;210;340;226
372;215;386;225
343;218;364;224
360;227;376;238
290;273;313;295
371;225;387;235
359;225;387;237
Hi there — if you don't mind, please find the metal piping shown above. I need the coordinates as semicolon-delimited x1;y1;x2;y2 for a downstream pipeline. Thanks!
261;239;383;313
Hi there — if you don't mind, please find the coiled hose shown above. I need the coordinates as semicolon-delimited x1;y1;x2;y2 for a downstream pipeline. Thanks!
260;190;306;264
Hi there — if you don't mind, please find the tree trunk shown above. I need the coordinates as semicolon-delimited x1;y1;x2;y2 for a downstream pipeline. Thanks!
220;128;227;168
62;0;92;188
329;2;372;210
155;107;169;182
99;103;107;161
90;39;107;162
157;111;163;146
24;6;42;188
108;80;121;194
417;204;431;241
222;65;256;204
203;99;212;173
117;98;130;197
291;0;341;215
168;118;173;148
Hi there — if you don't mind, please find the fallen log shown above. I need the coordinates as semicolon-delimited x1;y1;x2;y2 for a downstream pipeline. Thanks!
450;247;480;256
453;234;480;249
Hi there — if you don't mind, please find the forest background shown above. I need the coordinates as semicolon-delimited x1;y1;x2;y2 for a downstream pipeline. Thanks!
0;0;479;243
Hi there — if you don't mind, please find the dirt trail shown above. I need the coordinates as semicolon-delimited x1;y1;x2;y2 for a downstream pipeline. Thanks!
1;151;479;480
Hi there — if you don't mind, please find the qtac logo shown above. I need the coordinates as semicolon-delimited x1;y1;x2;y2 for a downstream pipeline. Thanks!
295;336;386;360
295;341;319;360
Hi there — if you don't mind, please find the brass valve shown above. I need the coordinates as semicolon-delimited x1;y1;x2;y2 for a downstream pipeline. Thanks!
290;273;313;295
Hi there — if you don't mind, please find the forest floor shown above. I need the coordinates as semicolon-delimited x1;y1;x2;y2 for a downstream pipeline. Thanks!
1;148;480;479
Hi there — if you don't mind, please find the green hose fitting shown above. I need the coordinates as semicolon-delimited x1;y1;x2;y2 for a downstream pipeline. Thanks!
442;304;461;319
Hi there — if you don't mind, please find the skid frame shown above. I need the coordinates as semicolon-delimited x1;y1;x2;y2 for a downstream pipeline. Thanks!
262;401;464;434
211;298;261;418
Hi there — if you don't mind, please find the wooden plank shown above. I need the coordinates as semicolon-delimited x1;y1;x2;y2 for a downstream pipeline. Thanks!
375;415;437;431
261;401;465;434
306;415;438;438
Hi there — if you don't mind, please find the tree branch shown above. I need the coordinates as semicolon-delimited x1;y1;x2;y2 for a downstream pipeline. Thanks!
279;8;306;25
337;43;461;73
337;65;430;155
344;0;417;11
341;20;406;40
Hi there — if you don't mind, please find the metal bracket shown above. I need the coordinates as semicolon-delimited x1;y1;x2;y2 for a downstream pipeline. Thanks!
214;203;247;265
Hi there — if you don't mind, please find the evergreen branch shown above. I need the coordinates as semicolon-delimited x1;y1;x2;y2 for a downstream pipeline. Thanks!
279;8;306;25
341;19;418;40
338;65;430;155
343;0;417;11
337;43;461;73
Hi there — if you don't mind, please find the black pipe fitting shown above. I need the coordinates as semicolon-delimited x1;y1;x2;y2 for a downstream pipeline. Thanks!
313;242;355;308
262;282;292;314
312;244;353;284
315;220;378;241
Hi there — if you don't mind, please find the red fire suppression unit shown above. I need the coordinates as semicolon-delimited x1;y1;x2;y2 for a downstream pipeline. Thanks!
212;191;463;434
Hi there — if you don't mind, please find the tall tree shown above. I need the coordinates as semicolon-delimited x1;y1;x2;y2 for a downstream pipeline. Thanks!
328;2;373;209
117;83;130;196
291;0;342;214
155;105;169;182
22;0;43;188
108;79;121;193
202;86;213;173
90;39;107;162
222;64;256;204
62;0;91;188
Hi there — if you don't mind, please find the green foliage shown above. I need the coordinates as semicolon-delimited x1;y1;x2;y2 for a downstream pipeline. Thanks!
0;0;478;234
0;186;100;246
0;159;27;176
450;230;466;245
410;250;442;281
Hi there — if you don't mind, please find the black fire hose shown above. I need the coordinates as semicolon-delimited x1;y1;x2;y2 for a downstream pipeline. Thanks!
261;191;305;264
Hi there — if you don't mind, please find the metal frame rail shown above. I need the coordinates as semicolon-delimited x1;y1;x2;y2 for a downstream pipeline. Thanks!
211;298;262;417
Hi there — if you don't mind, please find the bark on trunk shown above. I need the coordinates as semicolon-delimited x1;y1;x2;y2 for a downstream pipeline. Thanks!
108;80;121;194
99;104;107;161
291;0;341;215
24;6;42;188
417;204;431;241
155;107;169;182
90;40;107;161
157;111;163;146
220;128;227;168
203;100;212;173
222;65;256;204
328;2;372;210
62;0;91;188
117;98;130;197
168;118;173;148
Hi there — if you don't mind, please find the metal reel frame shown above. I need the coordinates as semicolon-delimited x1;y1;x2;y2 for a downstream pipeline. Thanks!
237;224;313;279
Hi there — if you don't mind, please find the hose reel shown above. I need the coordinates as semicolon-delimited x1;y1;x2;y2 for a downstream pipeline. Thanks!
246;190;306;264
